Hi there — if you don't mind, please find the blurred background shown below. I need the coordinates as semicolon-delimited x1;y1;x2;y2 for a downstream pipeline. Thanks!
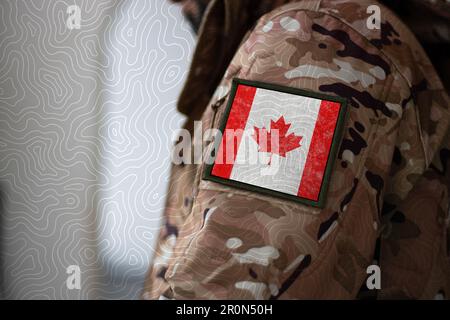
0;0;194;299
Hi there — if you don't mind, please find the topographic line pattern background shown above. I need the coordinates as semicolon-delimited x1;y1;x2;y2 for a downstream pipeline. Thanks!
0;0;194;299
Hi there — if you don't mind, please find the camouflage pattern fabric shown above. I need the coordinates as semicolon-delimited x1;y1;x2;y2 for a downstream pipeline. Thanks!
143;0;450;299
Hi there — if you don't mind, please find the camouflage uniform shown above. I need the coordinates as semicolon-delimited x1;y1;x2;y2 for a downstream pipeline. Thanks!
143;0;450;299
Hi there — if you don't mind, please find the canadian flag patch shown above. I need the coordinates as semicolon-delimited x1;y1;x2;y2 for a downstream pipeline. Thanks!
204;79;347;207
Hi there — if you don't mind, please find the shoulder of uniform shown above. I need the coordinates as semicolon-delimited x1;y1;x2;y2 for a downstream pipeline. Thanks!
255;0;444;91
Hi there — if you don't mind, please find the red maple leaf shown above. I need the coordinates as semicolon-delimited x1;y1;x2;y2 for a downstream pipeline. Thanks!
252;116;302;164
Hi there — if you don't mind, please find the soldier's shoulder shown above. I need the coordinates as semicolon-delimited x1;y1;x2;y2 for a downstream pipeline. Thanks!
257;0;443;91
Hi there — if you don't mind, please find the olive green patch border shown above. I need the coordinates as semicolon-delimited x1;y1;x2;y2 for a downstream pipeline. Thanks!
203;78;348;208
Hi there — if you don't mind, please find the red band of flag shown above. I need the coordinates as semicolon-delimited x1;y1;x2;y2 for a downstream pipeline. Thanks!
297;100;341;201
212;84;256;179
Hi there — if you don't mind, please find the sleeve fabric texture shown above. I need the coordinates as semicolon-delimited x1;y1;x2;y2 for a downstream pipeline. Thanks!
143;0;450;300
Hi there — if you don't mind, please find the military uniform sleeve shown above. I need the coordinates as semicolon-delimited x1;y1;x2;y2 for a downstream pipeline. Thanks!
158;4;406;299
378;87;450;299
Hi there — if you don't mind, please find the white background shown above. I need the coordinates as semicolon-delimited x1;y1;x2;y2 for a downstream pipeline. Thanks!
0;0;194;299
